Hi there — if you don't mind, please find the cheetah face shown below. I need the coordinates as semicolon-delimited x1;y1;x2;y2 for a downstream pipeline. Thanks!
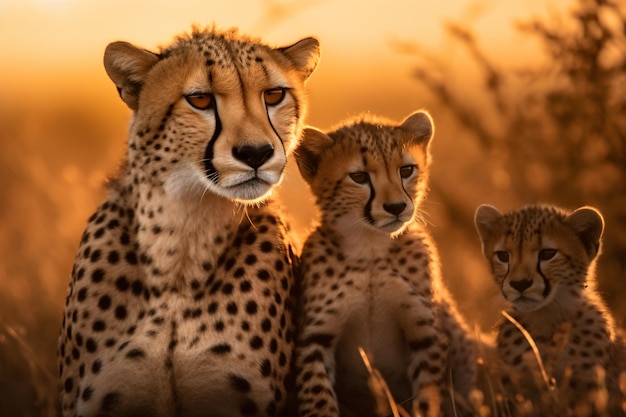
296;111;433;237
104;29;320;203
474;204;604;312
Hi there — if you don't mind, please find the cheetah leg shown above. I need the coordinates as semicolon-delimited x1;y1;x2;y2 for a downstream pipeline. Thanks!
295;338;339;417
402;295;447;417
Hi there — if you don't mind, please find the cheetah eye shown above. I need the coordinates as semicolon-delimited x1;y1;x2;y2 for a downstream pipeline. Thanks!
494;251;510;263
399;165;416;179
185;93;214;110
538;248;557;261
264;88;286;106
349;172;370;184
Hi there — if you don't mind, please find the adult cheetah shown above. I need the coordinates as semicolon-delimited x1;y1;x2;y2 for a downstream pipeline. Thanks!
57;27;320;417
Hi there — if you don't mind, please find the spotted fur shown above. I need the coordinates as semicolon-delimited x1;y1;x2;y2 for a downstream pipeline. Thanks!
475;203;626;416
57;27;320;417
293;111;477;417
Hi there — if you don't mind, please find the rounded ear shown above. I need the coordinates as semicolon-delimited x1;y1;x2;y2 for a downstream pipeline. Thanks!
278;37;321;80
294;127;334;184
400;110;434;148
565;206;604;259
474;204;503;244
103;41;159;111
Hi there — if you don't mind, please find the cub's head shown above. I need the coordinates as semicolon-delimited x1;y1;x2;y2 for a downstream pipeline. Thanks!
104;27;320;203
295;110;434;237
474;204;604;312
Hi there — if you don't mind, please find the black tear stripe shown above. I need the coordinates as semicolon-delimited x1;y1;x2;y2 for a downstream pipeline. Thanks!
203;109;222;182
363;156;375;225
265;97;296;159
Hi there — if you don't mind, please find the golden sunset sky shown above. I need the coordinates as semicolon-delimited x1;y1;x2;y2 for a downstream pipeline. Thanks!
1;0;567;122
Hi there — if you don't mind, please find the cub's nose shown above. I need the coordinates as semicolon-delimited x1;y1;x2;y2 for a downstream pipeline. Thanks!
509;279;533;292
232;144;274;169
383;202;407;216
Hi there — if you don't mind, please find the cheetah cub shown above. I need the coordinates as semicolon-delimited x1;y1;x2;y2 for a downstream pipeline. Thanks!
294;111;477;417
474;203;626;416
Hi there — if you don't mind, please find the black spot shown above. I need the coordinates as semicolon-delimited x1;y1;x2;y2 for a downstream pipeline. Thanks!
227;302;238;315
409;337;435;351
92;320;106;332
260;359;271;377
115;305;128;320
210;343;232;355
131;280;143;296
92;359;102;374
90;249;102;262
245;301;258;315
126;348;146;359
82;385;93;401
77;288;88;302
245;254;257;265
107;251;120;264
250;336;263;350
261;319;272;332
91;268;105;283
229;374;251;393
240;281;252;292
98;295;111;310
125;251;138;264
64;377;73;393
86;338;97;353
115;276;129;291
260;241;273;252
222;283;234;295
257;269;270;281
208;302;218;314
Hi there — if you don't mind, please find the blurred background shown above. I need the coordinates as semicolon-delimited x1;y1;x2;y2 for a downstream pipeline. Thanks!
1;0;624;415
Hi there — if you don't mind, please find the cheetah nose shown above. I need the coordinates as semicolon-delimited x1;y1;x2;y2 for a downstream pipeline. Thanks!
510;279;533;292
232;144;274;169
383;202;407;216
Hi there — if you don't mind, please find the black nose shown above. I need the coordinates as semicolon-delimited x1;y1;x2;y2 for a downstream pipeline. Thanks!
383;202;407;216
232;144;274;169
510;279;533;292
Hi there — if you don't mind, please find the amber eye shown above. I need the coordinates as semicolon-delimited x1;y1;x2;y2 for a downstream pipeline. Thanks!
495;251;510;263
538;248;557;261
349;172;370;184
185;93;214;110
264;88;286;106
399;165;415;178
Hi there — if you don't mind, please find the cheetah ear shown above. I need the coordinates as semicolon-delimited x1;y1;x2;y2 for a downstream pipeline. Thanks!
295;127;334;184
103;41;159;111
474;204;503;246
278;37;321;80
565;206;604;259
400;110;434;148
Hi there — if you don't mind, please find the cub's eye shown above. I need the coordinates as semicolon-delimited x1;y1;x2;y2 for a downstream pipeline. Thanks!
185;93;214;110
538;248;557;261
264;88;286;106
399;165;415;178
349;172;369;184
495;251;510;263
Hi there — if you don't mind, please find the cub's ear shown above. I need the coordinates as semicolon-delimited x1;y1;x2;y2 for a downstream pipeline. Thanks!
103;41;159;111
565;206;604;259
400;110;434;147
279;37;321;80
295;127;334;184
474;204;503;245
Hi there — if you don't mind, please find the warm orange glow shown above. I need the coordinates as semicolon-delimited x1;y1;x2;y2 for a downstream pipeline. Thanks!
2;0;622;414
